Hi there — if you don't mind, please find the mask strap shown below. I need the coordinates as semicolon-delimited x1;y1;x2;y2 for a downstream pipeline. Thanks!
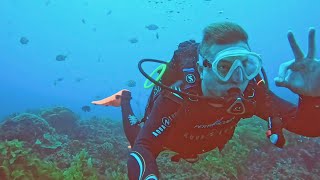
203;59;212;68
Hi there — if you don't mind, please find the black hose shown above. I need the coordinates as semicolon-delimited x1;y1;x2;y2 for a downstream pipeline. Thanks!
138;59;225;101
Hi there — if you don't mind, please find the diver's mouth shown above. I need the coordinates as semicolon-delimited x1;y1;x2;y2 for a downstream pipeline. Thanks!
206;87;242;107
207;87;240;99
227;87;242;95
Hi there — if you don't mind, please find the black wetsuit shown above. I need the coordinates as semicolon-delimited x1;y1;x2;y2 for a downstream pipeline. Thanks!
120;76;320;179
121;38;320;179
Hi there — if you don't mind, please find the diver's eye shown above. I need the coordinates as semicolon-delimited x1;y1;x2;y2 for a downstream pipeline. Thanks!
242;58;249;67
217;61;232;76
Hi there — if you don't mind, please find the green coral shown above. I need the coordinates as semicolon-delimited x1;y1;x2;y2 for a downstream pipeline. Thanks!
0;139;29;165
106;167;128;180
63;149;98;180
192;117;267;178
0;139;63;179
35;133;62;150
0;140;99;180
0;165;10;179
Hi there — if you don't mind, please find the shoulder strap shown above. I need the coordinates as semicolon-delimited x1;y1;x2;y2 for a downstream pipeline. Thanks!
142;40;201;122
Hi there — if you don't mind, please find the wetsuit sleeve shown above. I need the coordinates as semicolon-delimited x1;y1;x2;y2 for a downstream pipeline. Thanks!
127;91;181;180
284;95;320;137
256;89;320;137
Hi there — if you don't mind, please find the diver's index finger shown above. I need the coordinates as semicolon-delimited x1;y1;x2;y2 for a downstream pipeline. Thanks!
307;28;316;59
288;31;304;60
278;60;291;79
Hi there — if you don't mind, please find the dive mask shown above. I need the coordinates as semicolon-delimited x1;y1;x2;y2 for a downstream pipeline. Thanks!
200;47;262;82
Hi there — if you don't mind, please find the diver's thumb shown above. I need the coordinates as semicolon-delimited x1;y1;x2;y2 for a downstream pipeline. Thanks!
269;134;278;144
267;117;286;148
269;133;286;148
274;77;288;88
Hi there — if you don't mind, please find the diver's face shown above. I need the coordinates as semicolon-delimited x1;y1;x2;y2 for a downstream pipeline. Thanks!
198;42;250;97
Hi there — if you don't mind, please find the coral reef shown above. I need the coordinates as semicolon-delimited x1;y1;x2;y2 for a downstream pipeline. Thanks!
40;106;79;135
0;108;319;179
0;140;99;180
0;113;55;143
0;139;63;179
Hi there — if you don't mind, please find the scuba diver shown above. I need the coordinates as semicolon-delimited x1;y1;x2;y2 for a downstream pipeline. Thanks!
92;22;320;180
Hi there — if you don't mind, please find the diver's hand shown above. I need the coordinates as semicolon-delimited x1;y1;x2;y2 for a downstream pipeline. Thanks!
274;28;320;97
266;117;286;148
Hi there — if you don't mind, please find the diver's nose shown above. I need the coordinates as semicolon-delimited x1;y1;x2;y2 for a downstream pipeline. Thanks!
230;67;243;83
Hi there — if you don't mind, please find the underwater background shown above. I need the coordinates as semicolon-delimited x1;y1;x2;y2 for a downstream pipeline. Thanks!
0;0;319;179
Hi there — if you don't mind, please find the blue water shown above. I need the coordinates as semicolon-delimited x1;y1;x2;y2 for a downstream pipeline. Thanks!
0;0;319;120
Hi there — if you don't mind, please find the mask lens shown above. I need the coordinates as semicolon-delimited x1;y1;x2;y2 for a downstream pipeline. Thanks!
242;56;260;76
216;59;233;77
215;54;261;81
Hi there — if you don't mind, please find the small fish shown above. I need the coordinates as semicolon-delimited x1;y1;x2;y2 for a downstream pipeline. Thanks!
97;55;103;62
81;18;86;24
20;37;29;45
56;54;67;61
145;24;159;31
126;80;136;87
53;77;64;86
129;38;138;44
75;77;84;82
81;105;91;112
156;32;159;39
106;10;112;15
45;0;51;6
56;77;64;82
